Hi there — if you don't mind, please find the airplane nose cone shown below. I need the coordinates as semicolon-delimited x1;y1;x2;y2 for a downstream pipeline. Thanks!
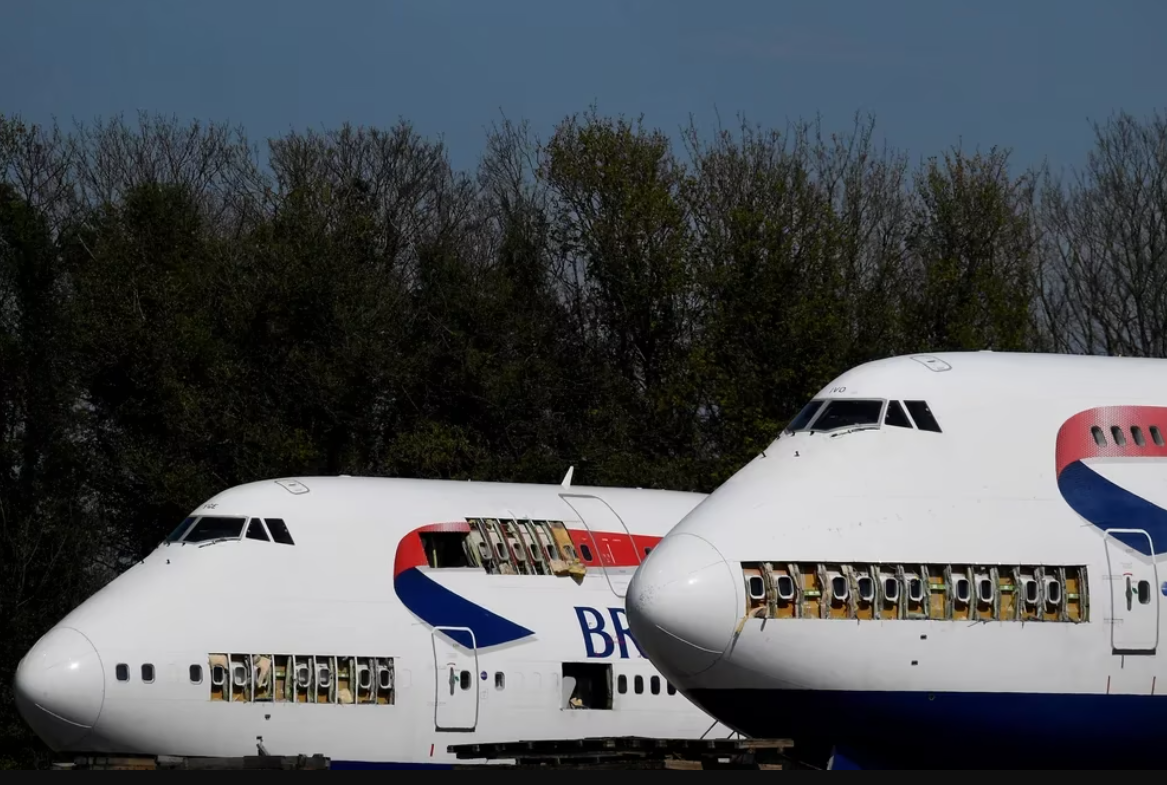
627;533;740;677
14;626;105;749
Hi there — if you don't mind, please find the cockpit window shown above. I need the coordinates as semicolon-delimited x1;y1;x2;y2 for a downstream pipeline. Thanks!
884;400;912;428
784;400;824;434
265;518;295;546
165;517;196;543
183;516;247;543
809;399;884;432
905;400;942;433
246;518;270;541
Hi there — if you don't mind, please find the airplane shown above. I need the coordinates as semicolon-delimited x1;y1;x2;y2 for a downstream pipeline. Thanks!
626;351;1167;769
13;473;738;769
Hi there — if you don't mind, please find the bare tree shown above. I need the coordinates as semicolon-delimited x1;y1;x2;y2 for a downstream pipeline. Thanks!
1039;110;1167;356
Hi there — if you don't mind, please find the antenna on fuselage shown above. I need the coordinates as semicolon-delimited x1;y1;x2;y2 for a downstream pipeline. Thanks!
561;465;574;487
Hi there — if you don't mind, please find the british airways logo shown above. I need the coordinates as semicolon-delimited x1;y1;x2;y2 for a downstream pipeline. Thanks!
574;606;645;658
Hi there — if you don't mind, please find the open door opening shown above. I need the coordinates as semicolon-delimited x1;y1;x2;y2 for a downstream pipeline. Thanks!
561;662;612;710
1103;529;1159;654
559;494;642;597
432;627;479;731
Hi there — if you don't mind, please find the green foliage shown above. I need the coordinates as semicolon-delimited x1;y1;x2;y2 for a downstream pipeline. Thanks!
0;105;1162;766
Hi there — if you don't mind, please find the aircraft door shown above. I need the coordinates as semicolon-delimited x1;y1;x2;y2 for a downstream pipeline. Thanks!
559;494;642;597
431;627;479;732
1103;529;1159;653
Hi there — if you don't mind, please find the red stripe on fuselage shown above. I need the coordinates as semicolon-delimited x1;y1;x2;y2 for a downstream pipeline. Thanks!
569;529;661;569
1055;406;1167;476
393;522;661;578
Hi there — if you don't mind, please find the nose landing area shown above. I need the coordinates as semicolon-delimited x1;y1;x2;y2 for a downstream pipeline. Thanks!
14;626;105;749
627;533;740;677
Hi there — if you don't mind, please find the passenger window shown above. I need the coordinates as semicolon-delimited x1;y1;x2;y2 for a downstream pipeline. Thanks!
1092;426;1107;446
882;577;899;603
165;516;196;542
746;575;766;601
1152;426;1165;447
776;574;795;600
116;663;129;682
1132;426;1146;447
142;664;155;683
904;401;942;433
650;676;660;695
784;400;824;434
811;400;884;432
580;543;594;562
1111;426;1127;447
617;674;627;694
265;518;295;546
830;575;848;601
190;664;203;684
495;672;505;690
907;577;924;603
1044;578;1062;606
459;670;471;690
634;675;644;694
246;518;270;541
856;575;875;603
884;400;913;428
1138;580;1151;605
666;682;677;695
182;516;247;543
952;576;970;604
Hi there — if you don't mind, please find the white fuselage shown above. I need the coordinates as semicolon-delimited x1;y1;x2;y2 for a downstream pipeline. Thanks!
15;477;734;768
627;351;1167;769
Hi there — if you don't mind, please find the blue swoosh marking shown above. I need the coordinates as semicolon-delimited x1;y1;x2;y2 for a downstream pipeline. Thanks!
393;567;535;648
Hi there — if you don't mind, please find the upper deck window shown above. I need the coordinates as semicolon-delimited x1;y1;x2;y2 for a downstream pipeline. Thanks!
809;399;884;432
183;516;247;543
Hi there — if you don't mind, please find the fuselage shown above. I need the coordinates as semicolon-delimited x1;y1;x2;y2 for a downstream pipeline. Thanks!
626;351;1167;769
14;476;734;768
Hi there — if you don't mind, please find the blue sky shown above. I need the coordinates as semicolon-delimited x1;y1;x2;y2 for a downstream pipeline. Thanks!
2;0;1164;175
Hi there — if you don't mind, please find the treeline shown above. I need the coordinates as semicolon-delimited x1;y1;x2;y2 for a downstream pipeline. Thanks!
2;107;1166;765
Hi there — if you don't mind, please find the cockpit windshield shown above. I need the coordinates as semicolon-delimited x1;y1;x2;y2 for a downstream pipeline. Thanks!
810;399;884;431
164;515;297;546
165;517;196;543
181;516;247;543
784;400;824;434
782;396;943;437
